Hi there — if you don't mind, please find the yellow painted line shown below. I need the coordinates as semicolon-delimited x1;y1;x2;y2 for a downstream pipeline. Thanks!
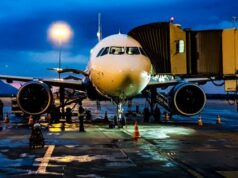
36;145;55;174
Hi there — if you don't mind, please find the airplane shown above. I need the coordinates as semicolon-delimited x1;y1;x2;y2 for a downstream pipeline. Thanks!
0;17;207;125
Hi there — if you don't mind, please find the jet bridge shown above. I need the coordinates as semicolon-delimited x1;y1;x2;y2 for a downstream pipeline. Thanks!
128;22;238;92
128;22;187;75
222;29;238;91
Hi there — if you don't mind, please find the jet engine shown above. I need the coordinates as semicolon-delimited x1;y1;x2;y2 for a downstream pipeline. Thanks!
17;81;53;115
170;83;206;116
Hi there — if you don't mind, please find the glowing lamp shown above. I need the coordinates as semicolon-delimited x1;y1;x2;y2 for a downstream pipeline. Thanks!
48;21;73;45
170;17;175;23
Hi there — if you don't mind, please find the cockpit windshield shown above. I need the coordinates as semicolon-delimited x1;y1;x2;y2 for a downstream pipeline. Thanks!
139;47;148;56
126;47;140;55
96;46;148;57
96;47;109;57
110;46;125;55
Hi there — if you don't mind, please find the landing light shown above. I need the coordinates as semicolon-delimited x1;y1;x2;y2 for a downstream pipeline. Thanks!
90;48;94;54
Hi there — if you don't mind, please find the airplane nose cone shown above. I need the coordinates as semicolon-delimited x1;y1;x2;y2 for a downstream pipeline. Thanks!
113;70;151;99
90;56;152;99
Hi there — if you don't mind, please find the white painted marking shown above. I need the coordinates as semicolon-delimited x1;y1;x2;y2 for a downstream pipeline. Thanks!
36;145;55;174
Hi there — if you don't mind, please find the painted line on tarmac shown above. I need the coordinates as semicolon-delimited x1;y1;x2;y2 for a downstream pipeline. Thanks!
120;149;136;167
36;145;55;174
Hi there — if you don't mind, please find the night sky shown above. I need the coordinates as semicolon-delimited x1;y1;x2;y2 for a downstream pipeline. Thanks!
0;0;237;79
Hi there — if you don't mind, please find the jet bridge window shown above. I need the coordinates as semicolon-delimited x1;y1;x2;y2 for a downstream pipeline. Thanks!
109;46;125;55
126;47;140;55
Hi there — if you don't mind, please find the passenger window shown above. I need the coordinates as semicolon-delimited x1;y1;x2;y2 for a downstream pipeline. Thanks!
126;47;140;55
110;46;125;55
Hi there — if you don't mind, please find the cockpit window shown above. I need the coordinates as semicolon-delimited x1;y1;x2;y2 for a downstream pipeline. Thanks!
100;47;109;56
96;47;109;57
139;48;148;57
126;47;140;55
96;48;105;57
110;46;125;55
96;46;148;57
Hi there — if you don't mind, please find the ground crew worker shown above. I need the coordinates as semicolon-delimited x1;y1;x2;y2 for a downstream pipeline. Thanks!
78;105;85;132
153;106;161;123
143;107;150;123
29;123;45;149
65;107;72;123
49;104;56;125
85;110;92;121
49;104;60;124
104;111;108;122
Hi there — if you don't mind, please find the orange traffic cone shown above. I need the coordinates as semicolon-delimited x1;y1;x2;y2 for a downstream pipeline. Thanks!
197;115;203;126
216;115;222;125
4;113;9;124
28;115;34;125
133;121;140;141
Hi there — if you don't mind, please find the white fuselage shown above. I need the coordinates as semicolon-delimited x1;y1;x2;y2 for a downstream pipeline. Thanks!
88;34;152;100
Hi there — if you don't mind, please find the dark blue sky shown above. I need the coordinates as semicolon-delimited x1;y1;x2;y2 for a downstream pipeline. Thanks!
0;0;237;78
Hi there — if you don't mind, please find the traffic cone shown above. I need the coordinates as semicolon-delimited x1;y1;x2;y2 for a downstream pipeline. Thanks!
4;113;9;124
197;116;203;126
133;121;140;141
163;112;170;122
165;113;170;121
28;115;34;125
216;115;222;125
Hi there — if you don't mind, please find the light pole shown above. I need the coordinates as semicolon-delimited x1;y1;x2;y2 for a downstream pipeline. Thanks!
48;21;73;119
48;21;73;79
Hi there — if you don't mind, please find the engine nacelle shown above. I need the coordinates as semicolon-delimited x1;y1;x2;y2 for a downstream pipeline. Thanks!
17;81;53;115
170;83;206;116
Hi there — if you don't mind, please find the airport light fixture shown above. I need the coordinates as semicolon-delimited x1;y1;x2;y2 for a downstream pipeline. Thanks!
48;21;73;79
169;16;175;24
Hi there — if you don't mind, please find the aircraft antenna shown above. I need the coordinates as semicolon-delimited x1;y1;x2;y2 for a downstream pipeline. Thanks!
97;13;102;41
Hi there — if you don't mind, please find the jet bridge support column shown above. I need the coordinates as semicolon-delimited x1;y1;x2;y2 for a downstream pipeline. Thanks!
59;87;65;119
150;88;157;114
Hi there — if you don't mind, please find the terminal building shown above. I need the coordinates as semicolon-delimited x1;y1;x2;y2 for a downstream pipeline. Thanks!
128;22;238;91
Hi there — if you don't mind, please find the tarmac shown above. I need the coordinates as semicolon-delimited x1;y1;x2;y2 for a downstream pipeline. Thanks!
0;98;238;177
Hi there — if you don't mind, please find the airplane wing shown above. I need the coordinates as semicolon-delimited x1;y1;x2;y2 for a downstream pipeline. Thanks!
48;68;89;76
0;75;85;91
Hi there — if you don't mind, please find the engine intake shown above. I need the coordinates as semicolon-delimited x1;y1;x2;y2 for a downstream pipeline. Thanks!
171;83;206;116
17;81;53;115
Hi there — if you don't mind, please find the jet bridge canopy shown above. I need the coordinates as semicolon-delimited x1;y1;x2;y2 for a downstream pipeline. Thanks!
128;22;224;77
128;22;187;75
